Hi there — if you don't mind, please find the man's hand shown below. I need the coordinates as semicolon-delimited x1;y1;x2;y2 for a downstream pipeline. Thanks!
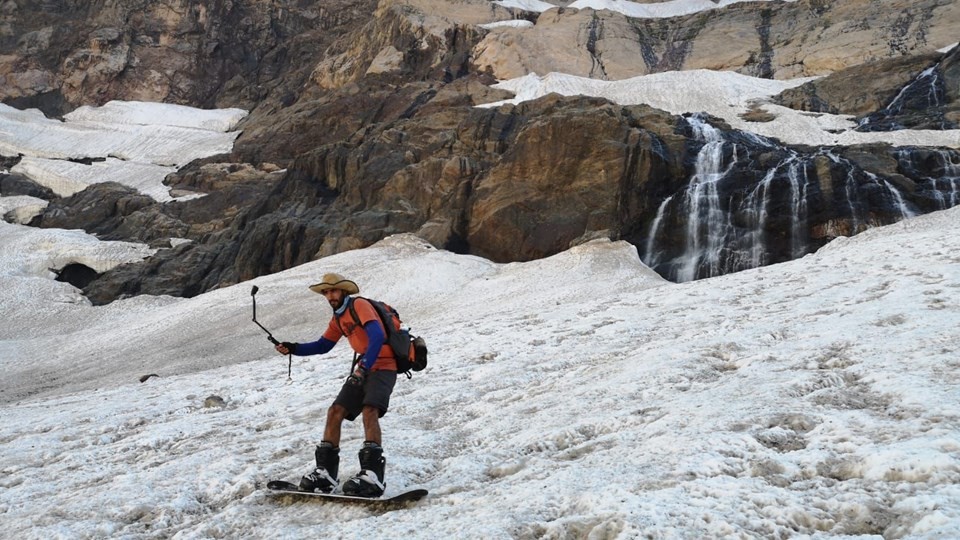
346;366;367;386
276;342;297;355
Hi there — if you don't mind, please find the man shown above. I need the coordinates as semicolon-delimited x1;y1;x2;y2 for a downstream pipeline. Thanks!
274;272;398;497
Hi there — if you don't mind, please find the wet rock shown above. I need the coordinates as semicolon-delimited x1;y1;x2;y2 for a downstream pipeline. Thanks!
774;45;960;132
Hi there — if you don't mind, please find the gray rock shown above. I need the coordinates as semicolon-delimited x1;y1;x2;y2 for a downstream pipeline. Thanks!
203;395;226;408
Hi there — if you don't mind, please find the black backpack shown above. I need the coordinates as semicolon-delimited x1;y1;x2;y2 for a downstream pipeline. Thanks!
347;297;428;378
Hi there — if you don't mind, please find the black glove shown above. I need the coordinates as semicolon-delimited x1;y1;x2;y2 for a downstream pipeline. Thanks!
346;366;367;386
277;342;297;355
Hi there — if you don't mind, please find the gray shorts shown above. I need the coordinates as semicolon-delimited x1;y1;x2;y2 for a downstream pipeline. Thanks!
334;370;398;421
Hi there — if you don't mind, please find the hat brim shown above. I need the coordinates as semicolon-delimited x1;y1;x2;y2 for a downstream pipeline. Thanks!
309;280;359;295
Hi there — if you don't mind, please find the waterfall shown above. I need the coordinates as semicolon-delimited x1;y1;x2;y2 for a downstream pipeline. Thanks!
825;151;917;230
644;195;674;269
671;117;819;282
895;149;960;210
645;116;817;282
886;67;941;113
825;151;867;234
787;159;810;258
858;64;951;131
641;118;940;284
743;167;776;269
942;152;960;208
676;115;737;282
741;154;808;264
878;176;915;220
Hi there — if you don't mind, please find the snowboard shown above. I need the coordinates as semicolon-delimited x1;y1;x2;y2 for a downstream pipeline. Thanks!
266;480;428;506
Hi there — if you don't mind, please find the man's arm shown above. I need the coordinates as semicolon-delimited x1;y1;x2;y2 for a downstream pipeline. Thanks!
276;314;346;356
359;320;385;370
290;337;337;356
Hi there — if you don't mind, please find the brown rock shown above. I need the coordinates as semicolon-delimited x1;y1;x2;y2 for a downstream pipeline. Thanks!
774;53;944;116
472;0;960;81
467;95;684;262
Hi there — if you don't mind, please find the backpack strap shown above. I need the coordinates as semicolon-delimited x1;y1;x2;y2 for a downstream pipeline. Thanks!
333;298;362;376
347;297;388;373
333;297;370;336
342;296;412;378
348;296;390;335
347;298;361;333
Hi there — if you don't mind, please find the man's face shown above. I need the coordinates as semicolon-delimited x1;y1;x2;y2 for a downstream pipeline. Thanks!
321;288;346;310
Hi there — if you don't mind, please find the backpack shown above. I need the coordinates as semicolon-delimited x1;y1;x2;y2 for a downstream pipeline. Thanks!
347;296;428;378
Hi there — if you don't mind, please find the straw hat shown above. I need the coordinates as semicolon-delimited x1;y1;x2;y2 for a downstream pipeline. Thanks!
308;273;360;295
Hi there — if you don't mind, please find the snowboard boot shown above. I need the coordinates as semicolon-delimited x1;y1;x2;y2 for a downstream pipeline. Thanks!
342;441;386;498
299;441;339;493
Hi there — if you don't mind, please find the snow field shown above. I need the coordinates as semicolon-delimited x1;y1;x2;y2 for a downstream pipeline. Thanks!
1;216;959;537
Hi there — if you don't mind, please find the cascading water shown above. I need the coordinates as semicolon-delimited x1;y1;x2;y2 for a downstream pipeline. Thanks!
641;115;944;283
824;151;918;228
644;195;673;269
644;115;824;282
858;62;956;131
676;116;736;282
895;149;960;210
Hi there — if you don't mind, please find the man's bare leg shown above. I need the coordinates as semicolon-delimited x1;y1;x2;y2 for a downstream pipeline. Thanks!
323;404;348;446
361;405;382;445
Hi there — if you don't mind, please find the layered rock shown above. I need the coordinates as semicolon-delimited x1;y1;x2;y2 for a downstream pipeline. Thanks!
0;0;376;115
775;45;960;131
473;0;960;81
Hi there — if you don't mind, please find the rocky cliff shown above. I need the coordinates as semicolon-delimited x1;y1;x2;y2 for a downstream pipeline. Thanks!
2;0;959;301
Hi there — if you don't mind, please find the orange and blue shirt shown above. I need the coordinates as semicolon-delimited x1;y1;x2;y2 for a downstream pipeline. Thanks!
292;296;397;372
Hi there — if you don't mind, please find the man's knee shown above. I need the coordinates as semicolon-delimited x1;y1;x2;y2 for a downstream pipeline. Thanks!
327;404;347;422
361;405;380;421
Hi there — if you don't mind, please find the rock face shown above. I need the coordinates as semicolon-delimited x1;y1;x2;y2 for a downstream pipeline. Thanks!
1;171;56;200
775;45;960;130
2;0;960;302
473;0;960;80
466;97;686;262
0;0;377;115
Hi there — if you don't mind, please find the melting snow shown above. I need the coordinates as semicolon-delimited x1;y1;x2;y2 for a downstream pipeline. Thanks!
493;0;798;17
2;214;960;537
482;70;960;148
0;102;246;202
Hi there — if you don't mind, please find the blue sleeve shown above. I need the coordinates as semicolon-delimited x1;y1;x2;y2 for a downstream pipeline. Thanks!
294;337;337;356
360;320;385;370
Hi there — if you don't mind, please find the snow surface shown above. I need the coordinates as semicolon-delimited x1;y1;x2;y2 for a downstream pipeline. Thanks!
481;70;960;149
0;195;47;224
493;0;797;17
2;211;960;537
0;102;246;202
11;157;183;201
479;19;536;30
